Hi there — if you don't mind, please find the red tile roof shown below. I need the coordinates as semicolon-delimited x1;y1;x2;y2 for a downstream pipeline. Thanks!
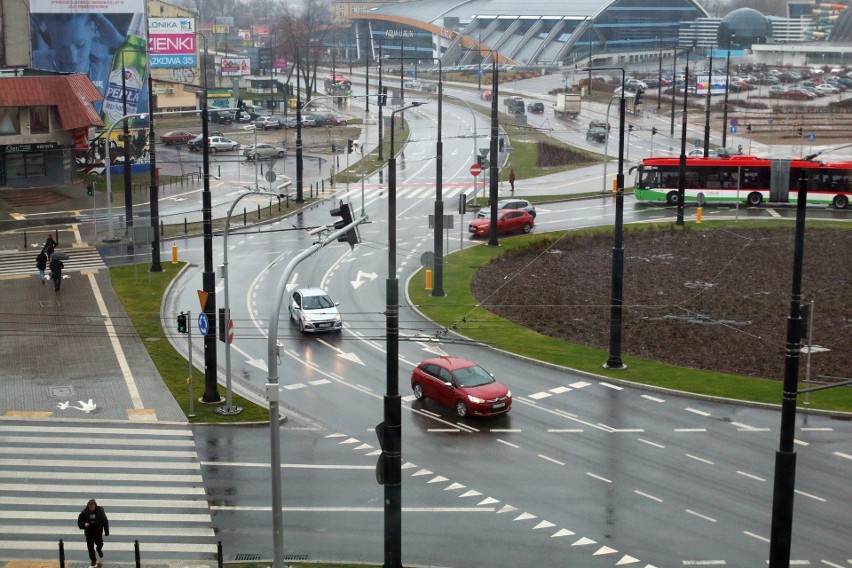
0;74;103;130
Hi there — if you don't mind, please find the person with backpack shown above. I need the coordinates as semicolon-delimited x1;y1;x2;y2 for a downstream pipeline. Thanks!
49;257;64;291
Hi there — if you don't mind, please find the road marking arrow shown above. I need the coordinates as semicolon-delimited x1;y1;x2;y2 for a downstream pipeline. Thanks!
316;338;365;366
351;270;378;290
232;344;269;372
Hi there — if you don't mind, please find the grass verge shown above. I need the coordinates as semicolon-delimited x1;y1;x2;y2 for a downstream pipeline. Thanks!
110;262;269;423
408;221;852;413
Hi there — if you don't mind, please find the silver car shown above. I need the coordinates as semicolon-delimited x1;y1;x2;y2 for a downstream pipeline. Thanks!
477;198;536;219
243;143;286;160
288;287;342;333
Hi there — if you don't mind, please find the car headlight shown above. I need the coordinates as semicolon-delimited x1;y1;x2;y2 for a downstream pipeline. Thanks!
468;395;484;404
505;390;512;398
335;314;342;322
302;315;313;323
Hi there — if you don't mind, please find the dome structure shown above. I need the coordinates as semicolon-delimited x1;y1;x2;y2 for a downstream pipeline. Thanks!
717;8;772;48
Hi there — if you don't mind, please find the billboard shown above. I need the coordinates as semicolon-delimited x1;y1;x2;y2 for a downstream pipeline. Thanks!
221;57;250;77
696;74;729;96
29;0;148;119
149;18;197;68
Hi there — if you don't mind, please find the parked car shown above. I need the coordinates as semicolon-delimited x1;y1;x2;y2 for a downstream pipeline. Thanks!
288;287;342;334
160;130;196;145
300;114;317;127
477;198;536;219
625;78;648;91
527;101;545;113
187;135;239;152
209;111;234;124
331;114;348;125
468;209;534;237
768;85;786;97
313;114;337;126
586;126;608;143
815;83;840;94
410;356;512;417
280;116;299;128
420;83;439;93
782;88;815;100
243;143;286;160
235;111;253;123
244;105;269;120
688;149;707;157
255;116;283;130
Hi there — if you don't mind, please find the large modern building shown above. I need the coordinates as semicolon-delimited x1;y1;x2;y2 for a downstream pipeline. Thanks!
328;0;710;68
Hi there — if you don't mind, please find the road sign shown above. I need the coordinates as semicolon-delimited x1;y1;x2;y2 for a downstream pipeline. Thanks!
807;133;816;142
730;118;738;127
265;170;277;183
227;319;234;344
695;139;702;148
197;289;209;311
730;126;737;134
470;163;482;177
198;312;209;336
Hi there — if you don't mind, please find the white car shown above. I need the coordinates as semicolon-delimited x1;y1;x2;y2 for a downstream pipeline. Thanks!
243;143;286;160
288;287;342;333
814;83;840;94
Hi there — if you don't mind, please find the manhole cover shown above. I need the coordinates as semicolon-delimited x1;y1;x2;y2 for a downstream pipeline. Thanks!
50;386;73;397
234;554;262;561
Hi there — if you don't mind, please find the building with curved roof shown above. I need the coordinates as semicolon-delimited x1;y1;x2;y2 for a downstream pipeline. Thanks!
332;0;709;68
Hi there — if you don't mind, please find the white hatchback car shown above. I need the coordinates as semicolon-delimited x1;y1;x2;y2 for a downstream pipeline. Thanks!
288;288;342;333
243;143;286;160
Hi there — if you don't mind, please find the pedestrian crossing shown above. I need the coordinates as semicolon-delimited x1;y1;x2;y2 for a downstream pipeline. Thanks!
337;181;487;202
0;246;106;278
0;419;217;562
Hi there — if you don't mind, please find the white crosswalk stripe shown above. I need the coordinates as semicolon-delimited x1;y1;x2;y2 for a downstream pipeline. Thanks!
0;246;106;278
0;420;217;561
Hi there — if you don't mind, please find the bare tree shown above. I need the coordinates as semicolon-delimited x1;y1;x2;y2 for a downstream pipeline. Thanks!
276;0;333;103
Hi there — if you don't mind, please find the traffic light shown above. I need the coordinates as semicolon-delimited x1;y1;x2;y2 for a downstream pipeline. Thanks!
651;126;658;136
177;312;187;334
499;137;505;152
747;123;752;132
347;139;354;154
375;421;400;486
330;201;358;248
799;303;811;340
634;88;644;107
797;127;803;136
628;124;634;132
237;98;245;110
378;86;388;106
86;183;94;196
218;308;227;343
331;143;337;154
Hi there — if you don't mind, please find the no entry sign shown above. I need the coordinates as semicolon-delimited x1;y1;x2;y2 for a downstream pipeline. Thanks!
470;163;482;177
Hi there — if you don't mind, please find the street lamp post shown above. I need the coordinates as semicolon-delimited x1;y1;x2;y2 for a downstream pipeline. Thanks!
385;100;425;568
703;46;714;157
721;37;734;148
378;40;384;161
579;65;627;370
657;42;663;111
147;74;162;272
670;47;678;137
601;94;620;193
104;112;147;242
676;47;692;227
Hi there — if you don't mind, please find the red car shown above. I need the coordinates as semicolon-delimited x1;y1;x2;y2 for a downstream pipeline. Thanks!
468;209;534;237
782;88;816;101
411;356;512;417
480;91;492;101
160;130;196;145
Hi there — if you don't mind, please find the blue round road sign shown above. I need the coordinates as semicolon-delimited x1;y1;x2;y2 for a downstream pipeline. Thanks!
198;312;209;336
807;134;816;142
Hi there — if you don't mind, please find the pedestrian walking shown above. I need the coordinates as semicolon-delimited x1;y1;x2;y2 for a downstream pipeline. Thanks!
49;257;64;291
36;251;48;284
77;499;109;567
509;168;516;193
43;234;57;260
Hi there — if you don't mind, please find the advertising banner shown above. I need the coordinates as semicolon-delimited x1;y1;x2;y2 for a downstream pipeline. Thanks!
251;25;270;37
29;0;148;120
221;57;250;76
696;74;729;96
149;17;197;68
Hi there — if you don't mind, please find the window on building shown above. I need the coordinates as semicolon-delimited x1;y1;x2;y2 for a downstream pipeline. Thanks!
0;108;20;135
6;152;47;178
29;107;50;134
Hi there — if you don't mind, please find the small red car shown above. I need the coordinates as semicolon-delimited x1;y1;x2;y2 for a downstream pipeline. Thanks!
411;356;512;417
468;209;534;237
480;91;492;101
160;130;196;145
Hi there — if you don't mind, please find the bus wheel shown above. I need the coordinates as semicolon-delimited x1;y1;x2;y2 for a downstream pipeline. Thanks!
833;194;849;209
747;192;763;206
666;191;679;206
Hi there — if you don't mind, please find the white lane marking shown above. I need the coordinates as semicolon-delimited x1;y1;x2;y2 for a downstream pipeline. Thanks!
685;407;711;417
686;509;717;523
491;429;522;433
794;439;810;447
538;454;566;466
599;382;623;390
210;506;496;513
201;461;372;469
682;561;727;565
800;427;833;431
686;454;715;465
834;451;852;460
743;531;769;543
0;540;217;553
586;472;612;483
0;483;204;495
514;512;536;521
736;471;766;482
638;438;665;449
676;428;707;433
283;383;307;390
634;490;663;502
732;422;769;432
2;436;193;447
641;394;665;402
427;429;462;433
548;428;584;433
497;439;520;449
549;386;571;394
529;392;552;400
794;489;826;502
551;528;575;537
570;381;592;388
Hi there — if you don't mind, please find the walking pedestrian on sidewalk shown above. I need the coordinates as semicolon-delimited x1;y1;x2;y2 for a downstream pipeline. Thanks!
49;257;64;291
36;252;48;284
43;234;57;260
509;168;516;193
77;499;109;567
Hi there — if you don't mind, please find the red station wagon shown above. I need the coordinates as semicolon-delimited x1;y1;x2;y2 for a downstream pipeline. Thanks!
411;356;512;417
468;209;534;237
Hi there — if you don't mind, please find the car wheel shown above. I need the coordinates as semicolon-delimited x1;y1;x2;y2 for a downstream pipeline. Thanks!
277;151;285;158
210;147;217;153
666;191;680;206
413;383;425;400
298;319;306;334
833;194;849;209
455;400;468;418
747;192;763;206
522;222;532;233
231;145;238;151
253;154;260;161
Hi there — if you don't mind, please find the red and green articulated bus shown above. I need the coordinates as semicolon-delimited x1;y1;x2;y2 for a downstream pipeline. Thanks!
633;155;852;209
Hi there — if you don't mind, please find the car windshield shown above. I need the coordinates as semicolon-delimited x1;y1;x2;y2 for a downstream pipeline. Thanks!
452;364;494;388
302;294;334;310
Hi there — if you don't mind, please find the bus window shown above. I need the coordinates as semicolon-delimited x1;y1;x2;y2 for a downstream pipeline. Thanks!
639;169;659;188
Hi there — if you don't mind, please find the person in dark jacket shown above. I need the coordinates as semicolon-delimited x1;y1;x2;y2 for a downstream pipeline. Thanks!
36;252;48;284
78;499;109;567
49;257;64;291
43;234;57;260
